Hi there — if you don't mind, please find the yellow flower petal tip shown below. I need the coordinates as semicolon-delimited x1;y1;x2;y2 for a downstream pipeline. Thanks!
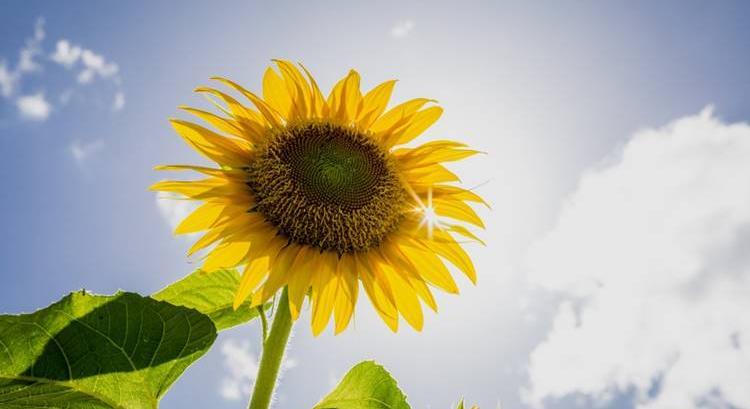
153;60;486;335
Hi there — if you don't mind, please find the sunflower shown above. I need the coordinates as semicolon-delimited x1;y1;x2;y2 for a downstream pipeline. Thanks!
152;60;485;335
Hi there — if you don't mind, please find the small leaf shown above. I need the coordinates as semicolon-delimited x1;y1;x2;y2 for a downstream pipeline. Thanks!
152;269;266;331
455;399;479;409
0;291;217;409
314;361;411;409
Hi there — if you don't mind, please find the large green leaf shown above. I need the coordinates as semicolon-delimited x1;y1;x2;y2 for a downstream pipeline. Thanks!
152;269;264;331
0;291;217;409
314;361;411;409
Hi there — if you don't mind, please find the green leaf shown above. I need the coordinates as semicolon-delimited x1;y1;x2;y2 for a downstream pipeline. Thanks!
314;361;411;409
152;269;264;331
0;291;217;409
455;400;478;409
0;378;111;408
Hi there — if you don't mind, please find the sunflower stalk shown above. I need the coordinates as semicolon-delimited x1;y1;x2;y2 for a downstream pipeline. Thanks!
248;287;294;409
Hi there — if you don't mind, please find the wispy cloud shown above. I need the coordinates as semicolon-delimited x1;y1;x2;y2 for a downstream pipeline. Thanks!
70;139;104;165
524;107;750;409
0;63;15;98
218;338;297;401
390;19;415;38
0;17;45;100
0;18;125;123
16;93;51;121
58;88;74;106
112;91;125;111
17;17;45;74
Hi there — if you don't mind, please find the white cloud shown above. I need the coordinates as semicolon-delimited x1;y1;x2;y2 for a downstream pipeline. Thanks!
155;193;197;232
77;49;119;84
70;139;104;164
390;19;415;38
219;338;259;401
218;338;297;401
0;18;45;99
49;38;119;86
0;62;15;98
524;107;750;409
17;17;45;73
16;92;51;121
112;91;125;111
51;39;82;68
1;18;125;122
6;20;50;123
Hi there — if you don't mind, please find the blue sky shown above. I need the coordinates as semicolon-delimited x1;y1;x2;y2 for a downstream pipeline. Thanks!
2;2;750;409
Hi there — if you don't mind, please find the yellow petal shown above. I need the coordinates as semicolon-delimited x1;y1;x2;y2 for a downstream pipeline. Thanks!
421;229;477;283
402;139;468;150
433;198;484;228
414;148;479;165
327;70;361;123
234;256;271;309
194;86;267;128
187;218;253;256
310;252;339;336
150;178;238;200
402;164;460;186
429;185;489;208
381;263;423;331
334;254;359;334
397;146;480;170
262;67;293;120
189;212;268;257
406;273;437;312
189;225;231;256
400;244;459;294
325;75;345;117
211;77;283;128
170;119;251;167
357;80;397;129
179;106;249;141
444;224;485;246
202;239;252;272
299;63;326;118
251;240;298;306
286;246;314;320
357;253;399;332
273;59;311;120
342;71;362;122
174;202;225;235
154;164;246;180
379;243;437;312
387;106;443;148
370;98;433;134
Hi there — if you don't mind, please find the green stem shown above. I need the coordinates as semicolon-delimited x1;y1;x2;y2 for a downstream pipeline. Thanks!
248;287;294;409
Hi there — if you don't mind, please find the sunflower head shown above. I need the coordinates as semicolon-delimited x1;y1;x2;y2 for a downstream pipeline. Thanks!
152;60;486;335
247;121;406;253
